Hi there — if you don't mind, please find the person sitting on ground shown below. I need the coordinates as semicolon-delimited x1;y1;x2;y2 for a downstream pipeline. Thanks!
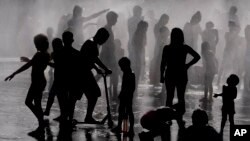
139;106;184;141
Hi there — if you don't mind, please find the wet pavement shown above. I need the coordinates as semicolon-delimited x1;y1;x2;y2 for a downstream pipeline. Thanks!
0;61;250;141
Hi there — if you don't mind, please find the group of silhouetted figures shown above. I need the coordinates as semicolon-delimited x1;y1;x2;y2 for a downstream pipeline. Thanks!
4;4;245;141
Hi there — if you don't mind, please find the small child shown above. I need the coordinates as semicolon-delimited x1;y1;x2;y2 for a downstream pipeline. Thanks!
5;34;50;137
111;57;135;135
201;42;218;101
214;74;239;134
138;106;183;141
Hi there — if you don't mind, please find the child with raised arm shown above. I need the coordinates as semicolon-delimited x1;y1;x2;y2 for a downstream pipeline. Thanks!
111;57;135;135
214;74;239;134
5;34;50;137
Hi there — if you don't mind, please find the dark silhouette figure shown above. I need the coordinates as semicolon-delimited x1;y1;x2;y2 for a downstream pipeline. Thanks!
160;28;200;114
60;31;82;123
5;34;50;137
132;21;148;89
228;6;240;28
150;14;170;86
217;22;242;86
99;11;119;101
128;5;144;64
67;5;109;49
182;109;221;141
244;25;250;93
139;106;183;141
214;74;239;134
111;57;135;136
201;21;219;54
201;42;218;102
183;11;202;52
79;28;111;123
43;38;65;121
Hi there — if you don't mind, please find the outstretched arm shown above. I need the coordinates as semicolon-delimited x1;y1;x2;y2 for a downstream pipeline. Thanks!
5;61;32;81
186;46;201;69
83;9;109;22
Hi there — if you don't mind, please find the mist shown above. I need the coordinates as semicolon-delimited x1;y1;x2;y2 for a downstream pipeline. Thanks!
1;0;250;60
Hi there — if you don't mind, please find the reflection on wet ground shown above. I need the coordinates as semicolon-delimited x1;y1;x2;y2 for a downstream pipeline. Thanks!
0;62;249;141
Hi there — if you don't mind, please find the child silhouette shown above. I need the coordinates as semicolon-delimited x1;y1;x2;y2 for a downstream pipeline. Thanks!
5;34;50;137
111;57;135;136
214;74;239;134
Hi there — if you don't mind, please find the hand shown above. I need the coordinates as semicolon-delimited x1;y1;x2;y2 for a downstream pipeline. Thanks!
20;57;30;62
105;69;112;75
160;75;164;83
5;74;15;81
213;94;218;98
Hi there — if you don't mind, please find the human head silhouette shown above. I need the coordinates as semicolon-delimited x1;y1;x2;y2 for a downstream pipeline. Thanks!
170;28;184;45
62;31;74;46
106;11;118;26
73;5;82;18
133;5;142;17
52;38;63;52
192;109;208;126
118;57;131;72
206;21;214;29
93;28;110;45
190;11;201;24
159;14;169;26
226;74;239;86
230;6;237;15
34;34;49;52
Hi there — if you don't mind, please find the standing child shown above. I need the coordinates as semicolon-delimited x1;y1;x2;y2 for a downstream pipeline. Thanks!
201;42;218;102
5;34;50;137
214;74;239;134
111;57;135;136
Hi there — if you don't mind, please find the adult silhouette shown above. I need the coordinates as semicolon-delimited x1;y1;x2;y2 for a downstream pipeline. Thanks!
202;21;219;54
160;28;200;114
99;11;119;101
80;28;112;123
67;5;109;49
132;21;148;89
60;31;82;123
128;5;144;63
150;14;170;86
183;11;202;52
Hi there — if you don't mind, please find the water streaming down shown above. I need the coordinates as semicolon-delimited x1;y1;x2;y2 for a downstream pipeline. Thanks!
0;0;250;141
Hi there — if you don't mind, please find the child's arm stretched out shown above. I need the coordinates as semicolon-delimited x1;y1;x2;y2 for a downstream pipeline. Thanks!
5;60;32;81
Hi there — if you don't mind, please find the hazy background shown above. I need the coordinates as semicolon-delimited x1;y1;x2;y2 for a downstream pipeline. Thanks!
0;0;250;58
